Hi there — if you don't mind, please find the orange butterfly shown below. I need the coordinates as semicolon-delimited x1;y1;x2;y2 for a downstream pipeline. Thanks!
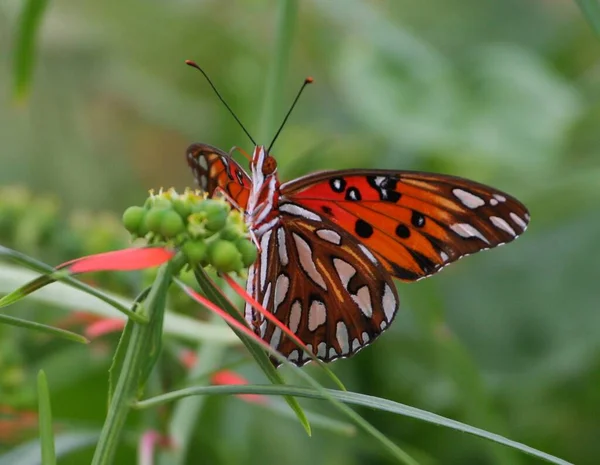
186;61;529;366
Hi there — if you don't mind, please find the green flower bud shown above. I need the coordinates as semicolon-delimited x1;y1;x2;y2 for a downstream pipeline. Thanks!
193;199;229;232
159;210;186;238
122;206;146;234
236;238;258;267
182;240;207;265
207;239;243;273
219;225;244;242
172;199;192;220
144;208;169;233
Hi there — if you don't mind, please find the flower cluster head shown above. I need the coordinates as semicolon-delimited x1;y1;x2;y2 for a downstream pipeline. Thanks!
122;189;257;275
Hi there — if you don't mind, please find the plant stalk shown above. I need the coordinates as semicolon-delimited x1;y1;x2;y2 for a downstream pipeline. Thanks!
91;260;173;465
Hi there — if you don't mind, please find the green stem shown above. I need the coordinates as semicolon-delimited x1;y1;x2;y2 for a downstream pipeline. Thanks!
259;0;299;142
91;260;174;465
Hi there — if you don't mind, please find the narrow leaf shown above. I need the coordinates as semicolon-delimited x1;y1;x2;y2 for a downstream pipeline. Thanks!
189;269;312;436
576;0;600;37
62;248;174;273
37;370;56;465
180;275;416;464
0;246;147;323
0;313;88;344
12;0;49;101
108;287;150;404
137;384;571;465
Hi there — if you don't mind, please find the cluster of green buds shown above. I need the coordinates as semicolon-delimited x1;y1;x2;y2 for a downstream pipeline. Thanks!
122;188;257;275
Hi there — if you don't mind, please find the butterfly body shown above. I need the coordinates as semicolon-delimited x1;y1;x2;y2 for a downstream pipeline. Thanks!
187;143;530;366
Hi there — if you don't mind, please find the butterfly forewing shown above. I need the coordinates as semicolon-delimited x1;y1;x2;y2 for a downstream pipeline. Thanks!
244;206;399;366
187;143;251;209
281;169;530;281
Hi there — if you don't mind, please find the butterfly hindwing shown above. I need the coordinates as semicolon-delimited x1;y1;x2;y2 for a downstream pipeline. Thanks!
281;169;530;281
244;205;399;366
187;143;251;209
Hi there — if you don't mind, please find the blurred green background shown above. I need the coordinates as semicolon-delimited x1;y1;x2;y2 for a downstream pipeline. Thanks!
1;0;599;464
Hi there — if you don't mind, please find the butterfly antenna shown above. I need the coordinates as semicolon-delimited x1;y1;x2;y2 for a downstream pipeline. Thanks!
185;60;257;146
267;76;313;154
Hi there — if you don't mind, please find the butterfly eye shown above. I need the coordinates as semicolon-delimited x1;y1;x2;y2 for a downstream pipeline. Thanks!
262;155;278;175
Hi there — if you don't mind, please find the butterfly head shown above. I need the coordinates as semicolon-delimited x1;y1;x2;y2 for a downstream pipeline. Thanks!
250;145;278;177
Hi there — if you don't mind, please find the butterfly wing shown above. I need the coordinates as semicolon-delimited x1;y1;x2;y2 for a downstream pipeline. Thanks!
244;208;399;366
281;170;530;281
186;143;251;209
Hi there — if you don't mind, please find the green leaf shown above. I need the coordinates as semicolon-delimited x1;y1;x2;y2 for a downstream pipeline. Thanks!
12;0;50;101
136;384;572;465
0;246;147;323
37;370;56;465
0;261;238;344
193;268;312;436
576;0;600;37
0;313;88;344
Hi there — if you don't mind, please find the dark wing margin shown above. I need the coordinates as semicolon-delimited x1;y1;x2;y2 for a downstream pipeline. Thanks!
281;169;530;281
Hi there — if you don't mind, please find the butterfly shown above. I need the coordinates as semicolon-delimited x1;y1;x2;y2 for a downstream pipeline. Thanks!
185;62;530;366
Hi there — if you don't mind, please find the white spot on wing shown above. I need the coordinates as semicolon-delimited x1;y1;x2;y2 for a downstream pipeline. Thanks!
450;223;490;244
292;233;327;290
261;283;271;309
328;347;337;359
490;198;499;206
199;175;208;188
453;188;485;209
333;258;356;288
289;350;299;362
352;338;360;351
494;194;506;203
490;216;516;236
198;156;208;170
274;274;289;310
289;301;302;333
316;229;341;245
317;342;327;358
277;228;289;266
259;230;272;290
359;244;378;264
279;203;321;221
352;286;373;318
336;321;350;354
270;327;282;349
383;284;396;322
510;212;527;230
440;251;449;262
308;300;327;331
361;332;370;343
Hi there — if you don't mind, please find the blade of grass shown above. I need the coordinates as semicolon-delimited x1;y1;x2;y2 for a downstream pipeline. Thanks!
12;0;50;102
37;370;56;465
0;263;238;344
174;275;418;464
187;270;312;436
91;258;174;465
0;246;146;323
0;313;88;344
136;384;572;465
576;0;600;37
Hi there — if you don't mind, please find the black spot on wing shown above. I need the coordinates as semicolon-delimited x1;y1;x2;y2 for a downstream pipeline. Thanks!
355;219;373;238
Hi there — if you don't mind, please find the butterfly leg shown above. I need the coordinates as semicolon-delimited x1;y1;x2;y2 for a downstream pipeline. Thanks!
228;146;252;162
212;186;242;211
